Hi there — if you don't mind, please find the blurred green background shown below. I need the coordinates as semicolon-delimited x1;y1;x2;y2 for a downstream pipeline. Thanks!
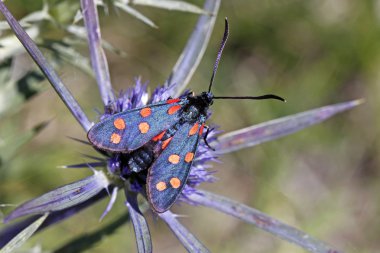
0;0;378;252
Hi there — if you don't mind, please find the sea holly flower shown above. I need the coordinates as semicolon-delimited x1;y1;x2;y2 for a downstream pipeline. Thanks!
0;1;362;252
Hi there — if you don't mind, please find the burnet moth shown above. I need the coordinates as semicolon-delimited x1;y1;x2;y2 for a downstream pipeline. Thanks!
87;18;285;213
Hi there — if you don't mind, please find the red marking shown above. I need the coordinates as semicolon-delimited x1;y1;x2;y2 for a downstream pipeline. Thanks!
140;107;151;117
110;133;121;144
170;177;181;188
189;123;199;136
168;154;180;164
185;152;194;163
139;122;150;134
156;181;167;191
199;123;205;136
152;131;166;142
114;118;126;130
161;137;173;150
168;105;181;115
167;98;180;104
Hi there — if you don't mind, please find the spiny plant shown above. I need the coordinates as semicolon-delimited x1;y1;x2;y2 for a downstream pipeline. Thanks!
0;1;361;252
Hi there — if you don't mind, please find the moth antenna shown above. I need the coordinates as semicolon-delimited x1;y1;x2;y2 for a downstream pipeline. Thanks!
208;17;229;93
213;94;286;102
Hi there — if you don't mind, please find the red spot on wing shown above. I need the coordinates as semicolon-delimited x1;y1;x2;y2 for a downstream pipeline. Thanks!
189;123;199;136
161;137;173;150
169;177;181;188
139;122;150;134
114;118;126;130
156;181;167;191
185;152;194;163
168;105;181;115
168;154;180;164
110;133;121;144
152;131;166;142
199;123;205;136
140;107;152;117
167;98;180;104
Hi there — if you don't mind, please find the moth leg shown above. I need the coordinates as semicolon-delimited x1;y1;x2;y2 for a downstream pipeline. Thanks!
203;126;215;151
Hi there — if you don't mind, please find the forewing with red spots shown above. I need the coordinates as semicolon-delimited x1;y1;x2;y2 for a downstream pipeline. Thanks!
87;100;182;152
147;121;202;213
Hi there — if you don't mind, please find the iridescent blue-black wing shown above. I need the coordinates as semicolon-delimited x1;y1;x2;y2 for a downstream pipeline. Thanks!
87;99;183;152
147;121;205;213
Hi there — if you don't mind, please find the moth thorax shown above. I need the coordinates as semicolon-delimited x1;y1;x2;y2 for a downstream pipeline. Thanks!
183;105;203;121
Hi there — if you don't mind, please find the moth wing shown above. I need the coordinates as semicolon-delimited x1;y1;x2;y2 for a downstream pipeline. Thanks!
87;100;182;152
147;121;203;213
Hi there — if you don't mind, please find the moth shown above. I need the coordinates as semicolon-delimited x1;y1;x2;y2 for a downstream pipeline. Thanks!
87;19;284;213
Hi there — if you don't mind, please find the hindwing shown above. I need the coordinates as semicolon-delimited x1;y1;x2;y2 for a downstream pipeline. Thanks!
147;121;204;213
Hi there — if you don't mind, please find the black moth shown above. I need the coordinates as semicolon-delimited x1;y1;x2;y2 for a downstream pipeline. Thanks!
87;18;285;213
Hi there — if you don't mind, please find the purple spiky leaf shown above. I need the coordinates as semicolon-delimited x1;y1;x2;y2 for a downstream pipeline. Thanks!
125;191;152;253
158;211;210;253
80;0;115;107
215;99;363;154
99;187;118;221
0;190;108;248
187;189;342;253
0;213;48;253
164;0;221;97
5;170;110;222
